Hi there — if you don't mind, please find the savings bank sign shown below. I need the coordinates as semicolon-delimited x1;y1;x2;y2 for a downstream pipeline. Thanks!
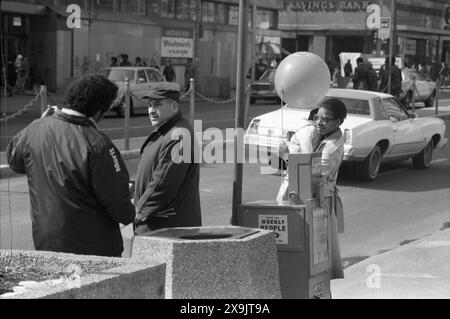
283;0;372;11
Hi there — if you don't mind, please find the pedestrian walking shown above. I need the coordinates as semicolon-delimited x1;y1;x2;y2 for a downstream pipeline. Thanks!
344;59;353;78
110;56;119;67
6;74;135;257
134;56;146;67
352;57;369;90
439;61;449;87
120;54;132;66
184;60;195;93
133;82;202;234
15;56;30;95
379;56;402;98
163;60;176;82
366;62;379;92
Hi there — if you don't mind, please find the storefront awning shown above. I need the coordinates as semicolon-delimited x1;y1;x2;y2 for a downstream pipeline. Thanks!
1;1;48;15
258;42;291;56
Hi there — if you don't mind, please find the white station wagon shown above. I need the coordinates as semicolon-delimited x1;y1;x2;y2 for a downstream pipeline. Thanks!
244;88;448;181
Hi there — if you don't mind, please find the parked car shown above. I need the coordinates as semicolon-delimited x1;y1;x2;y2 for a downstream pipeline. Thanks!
344;68;436;109
249;68;281;105
244;88;447;181
97;67;179;117
399;68;437;108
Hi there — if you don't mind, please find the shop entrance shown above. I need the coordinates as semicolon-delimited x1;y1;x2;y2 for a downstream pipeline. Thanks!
331;36;364;66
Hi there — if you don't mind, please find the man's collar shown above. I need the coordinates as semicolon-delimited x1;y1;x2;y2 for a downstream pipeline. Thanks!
61;108;98;129
154;111;182;134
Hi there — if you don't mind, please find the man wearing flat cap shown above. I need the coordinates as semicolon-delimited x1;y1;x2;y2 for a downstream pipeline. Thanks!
133;82;202;233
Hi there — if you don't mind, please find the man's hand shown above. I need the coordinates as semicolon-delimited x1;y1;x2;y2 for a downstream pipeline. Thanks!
278;140;289;160
133;218;146;229
41;105;59;118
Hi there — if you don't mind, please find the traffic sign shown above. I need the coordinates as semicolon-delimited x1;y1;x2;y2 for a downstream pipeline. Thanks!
379;17;391;40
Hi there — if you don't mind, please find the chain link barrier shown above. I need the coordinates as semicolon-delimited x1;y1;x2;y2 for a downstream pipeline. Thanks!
194;90;236;104
0;91;43;123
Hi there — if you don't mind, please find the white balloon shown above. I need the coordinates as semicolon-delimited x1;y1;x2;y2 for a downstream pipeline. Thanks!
275;52;330;107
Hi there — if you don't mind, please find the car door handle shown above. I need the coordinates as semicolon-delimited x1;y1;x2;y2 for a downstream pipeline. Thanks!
392;128;398;132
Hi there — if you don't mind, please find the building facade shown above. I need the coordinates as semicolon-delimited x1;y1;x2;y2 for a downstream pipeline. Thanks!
1;0;449;92
279;0;450;71
1;0;283;92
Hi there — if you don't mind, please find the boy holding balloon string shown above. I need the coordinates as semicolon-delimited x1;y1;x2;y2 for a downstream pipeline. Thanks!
274;52;346;279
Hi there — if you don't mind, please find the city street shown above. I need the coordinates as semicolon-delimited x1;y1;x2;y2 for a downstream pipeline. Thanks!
1;109;449;268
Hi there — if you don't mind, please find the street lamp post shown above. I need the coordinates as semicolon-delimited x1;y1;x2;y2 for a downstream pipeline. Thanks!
388;0;396;95
231;0;249;225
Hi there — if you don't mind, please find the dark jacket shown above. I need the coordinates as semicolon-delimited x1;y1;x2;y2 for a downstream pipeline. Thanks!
352;63;369;90
134;111;201;232
163;65;176;82
379;64;402;97
344;62;353;77
6;111;135;257
366;66;379;92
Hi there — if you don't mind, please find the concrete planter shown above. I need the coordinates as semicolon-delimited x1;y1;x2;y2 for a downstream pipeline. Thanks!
133;226;281;299
0;250;165;299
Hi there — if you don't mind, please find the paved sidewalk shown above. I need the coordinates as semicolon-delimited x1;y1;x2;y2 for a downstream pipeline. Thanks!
331;228;450;299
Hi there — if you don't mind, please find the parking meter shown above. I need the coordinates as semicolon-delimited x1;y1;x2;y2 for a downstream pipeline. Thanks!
238;153;331;299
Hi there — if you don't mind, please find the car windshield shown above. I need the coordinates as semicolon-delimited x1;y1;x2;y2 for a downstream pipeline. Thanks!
321;97;371;115
103;69;135;82
259;69;276;82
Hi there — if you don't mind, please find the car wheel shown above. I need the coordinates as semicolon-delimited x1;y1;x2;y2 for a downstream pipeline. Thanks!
424;92;435;108
412;139;433;169
250;97;256;104
357;145;382;181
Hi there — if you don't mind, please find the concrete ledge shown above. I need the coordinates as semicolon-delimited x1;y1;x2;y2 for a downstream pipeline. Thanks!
0;165;19;179
132;226;281;299
0;249;166;299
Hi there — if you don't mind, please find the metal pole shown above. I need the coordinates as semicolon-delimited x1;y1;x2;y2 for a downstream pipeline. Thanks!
387;0;395;95
244;83;250;128
231;0;249;226
194;0;201;83
40;85;47;115
190;78;195;126
412;76;416;112
435;78;440;116
124;79;130;151
251;0;257;82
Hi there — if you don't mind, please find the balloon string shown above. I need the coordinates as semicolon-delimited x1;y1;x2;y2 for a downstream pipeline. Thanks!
280;90;284;187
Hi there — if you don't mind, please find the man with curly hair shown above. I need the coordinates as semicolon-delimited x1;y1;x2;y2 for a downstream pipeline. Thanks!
7;74;135;257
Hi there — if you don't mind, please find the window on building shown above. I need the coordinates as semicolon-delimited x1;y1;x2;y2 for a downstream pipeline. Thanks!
256;9;274;30
228;5;239;26
94;0;114;12
202;1;215;23
176;0;190;20
161;0;176;18
148;0;161;17
216;2;226;25
120;0;146;15
189;0;197;21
